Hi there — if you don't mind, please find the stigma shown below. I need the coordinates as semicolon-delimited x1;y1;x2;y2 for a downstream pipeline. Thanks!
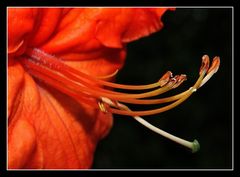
19;48;220;153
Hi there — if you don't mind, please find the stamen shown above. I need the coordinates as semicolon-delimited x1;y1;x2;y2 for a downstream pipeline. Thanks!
158;71;173;87
21;49;219;117
207;56;220;74
110;90;189;105
20;57;178;104
200;56;220;87
172;74;187;89
199;55;210;75
27;68;99;108
25;48;165;90
21;47;220;153
105;68;206;116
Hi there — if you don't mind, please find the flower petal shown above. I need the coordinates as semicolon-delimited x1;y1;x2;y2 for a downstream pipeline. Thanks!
8;119;37;168
29;8;62;47
122;8;170;42
8;8;39;56
95;8;172;47
40;8;173;53
8;58;25;118
8;65;113;168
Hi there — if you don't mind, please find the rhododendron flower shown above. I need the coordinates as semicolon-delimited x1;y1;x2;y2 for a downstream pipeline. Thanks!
7;7;220;169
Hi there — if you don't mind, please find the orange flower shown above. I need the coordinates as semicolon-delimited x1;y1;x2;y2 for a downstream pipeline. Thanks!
8;7;174;169
8;7;220;169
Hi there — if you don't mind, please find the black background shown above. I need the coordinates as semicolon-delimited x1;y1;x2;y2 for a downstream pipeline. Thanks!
93;8;233;169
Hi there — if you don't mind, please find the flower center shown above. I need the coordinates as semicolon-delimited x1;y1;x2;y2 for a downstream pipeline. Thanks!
19;47;220;153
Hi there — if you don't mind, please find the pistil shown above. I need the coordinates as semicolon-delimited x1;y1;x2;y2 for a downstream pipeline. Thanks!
20;47;220;152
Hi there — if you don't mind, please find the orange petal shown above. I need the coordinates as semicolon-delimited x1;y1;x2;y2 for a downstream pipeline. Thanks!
8;119;37;168
29;8;62;47
8;58;25;118
60;48;127;77
95;8;172;47
122;8;170;42
8;8;39;56
8;65;113;169
40;8;172;54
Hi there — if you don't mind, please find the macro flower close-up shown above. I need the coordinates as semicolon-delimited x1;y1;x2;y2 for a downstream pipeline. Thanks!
7;7;231;170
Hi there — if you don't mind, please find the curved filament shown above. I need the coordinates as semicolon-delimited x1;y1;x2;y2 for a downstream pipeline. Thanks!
21;48;220;118
20;47;220;153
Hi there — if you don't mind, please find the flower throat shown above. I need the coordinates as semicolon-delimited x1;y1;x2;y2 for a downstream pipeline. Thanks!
20;48;220;153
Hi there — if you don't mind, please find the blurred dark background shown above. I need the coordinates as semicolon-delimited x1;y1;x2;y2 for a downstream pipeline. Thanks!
92;8;232;169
